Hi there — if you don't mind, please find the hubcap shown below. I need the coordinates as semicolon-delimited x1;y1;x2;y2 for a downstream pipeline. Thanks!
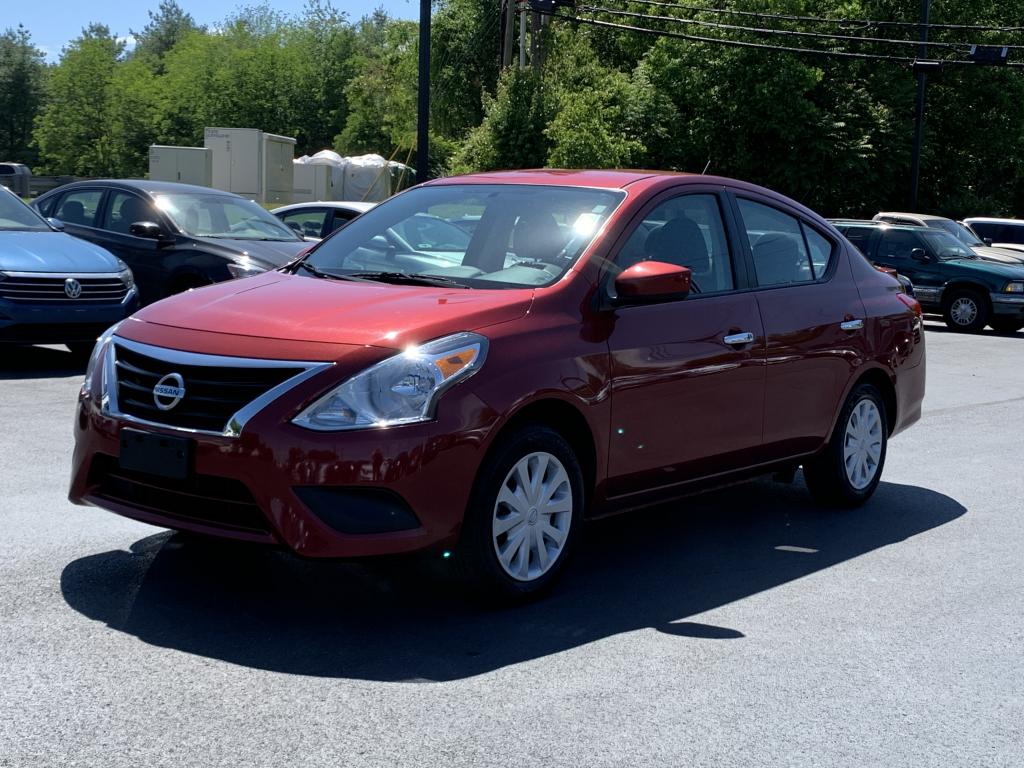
950;297;978;326
492;451;572;582
843;399;883;490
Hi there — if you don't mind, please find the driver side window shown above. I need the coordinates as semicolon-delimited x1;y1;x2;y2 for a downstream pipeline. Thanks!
615;194;736;293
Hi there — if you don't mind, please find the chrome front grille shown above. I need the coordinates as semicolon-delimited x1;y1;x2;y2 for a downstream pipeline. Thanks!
106;338;331;436
0;274;129;302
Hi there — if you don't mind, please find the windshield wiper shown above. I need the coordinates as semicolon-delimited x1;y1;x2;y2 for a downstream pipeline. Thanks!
348;271;469;288
296;262;370;282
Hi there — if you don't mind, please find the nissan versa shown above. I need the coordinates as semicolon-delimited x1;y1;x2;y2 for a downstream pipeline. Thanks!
69;171;925;599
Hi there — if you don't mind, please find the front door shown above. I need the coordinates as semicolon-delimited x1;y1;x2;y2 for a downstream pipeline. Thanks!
97;190;167;304
606;191;767;498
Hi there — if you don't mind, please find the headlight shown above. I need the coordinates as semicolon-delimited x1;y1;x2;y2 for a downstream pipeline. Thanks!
81;321;122;397
227;262;266;279
293;332;488;431
116;259;134;290
1004;281;1024;293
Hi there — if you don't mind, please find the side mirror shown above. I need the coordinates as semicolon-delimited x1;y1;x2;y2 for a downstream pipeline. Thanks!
910;248;930;263
983;238;993;246
129;221;168;241
614;261;692;303
47;217;65;231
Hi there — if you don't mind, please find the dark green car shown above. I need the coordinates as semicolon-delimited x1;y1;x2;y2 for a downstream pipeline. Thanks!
833;221;1024;333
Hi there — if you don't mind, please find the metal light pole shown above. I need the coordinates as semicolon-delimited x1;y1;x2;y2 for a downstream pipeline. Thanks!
908;0;931;210
416;0;431;183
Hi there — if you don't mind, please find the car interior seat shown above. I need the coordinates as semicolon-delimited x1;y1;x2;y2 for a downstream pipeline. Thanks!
752;232;806;286
58;200;86;226
511;212;566;263
117;197;150;233
644;217;713;283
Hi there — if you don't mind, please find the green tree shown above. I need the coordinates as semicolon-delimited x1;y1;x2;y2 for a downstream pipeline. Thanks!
131;0;201;68
0;25;46;166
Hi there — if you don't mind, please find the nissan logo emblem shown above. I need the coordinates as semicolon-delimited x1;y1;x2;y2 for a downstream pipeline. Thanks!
64;278;82;299
153;373;186;411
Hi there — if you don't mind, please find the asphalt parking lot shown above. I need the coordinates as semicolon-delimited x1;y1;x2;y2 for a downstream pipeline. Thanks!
2;320;1022;767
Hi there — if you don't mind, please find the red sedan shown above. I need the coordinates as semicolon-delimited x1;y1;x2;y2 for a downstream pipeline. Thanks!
69;170;925;599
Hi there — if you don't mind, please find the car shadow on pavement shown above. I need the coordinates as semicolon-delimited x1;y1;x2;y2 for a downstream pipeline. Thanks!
60;477;965;682
1;344;85;380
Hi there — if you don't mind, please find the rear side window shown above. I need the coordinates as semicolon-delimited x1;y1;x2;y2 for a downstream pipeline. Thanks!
738;199;833;286
840;226;875;256
55;189;103;228
280;209;328;238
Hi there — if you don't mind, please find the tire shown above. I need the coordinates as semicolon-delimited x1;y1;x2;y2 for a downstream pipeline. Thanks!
943;288;989;333
803;383;888;508
456;425;585;602
989;318;1024;334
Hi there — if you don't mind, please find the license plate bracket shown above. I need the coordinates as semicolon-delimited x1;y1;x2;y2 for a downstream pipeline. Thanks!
119;428;192;479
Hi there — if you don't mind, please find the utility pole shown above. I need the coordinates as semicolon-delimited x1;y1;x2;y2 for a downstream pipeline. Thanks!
909;0;930;210
501;0;515;68
416;0;431;183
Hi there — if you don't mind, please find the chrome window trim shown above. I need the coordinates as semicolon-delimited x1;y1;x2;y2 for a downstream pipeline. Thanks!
102;336;334;438
0;271;128;279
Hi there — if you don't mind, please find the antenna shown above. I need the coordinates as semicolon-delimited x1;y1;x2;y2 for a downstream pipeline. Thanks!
702;159;712;175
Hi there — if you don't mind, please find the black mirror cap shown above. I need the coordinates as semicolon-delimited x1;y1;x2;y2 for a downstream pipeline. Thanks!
910;247;930;262
129;221;167;240
983;238;993;246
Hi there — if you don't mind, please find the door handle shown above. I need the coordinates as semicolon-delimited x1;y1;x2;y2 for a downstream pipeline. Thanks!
723;332;755;346
840;319;865;331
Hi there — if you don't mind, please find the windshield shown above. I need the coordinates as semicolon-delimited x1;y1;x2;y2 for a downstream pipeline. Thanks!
0;189;50;232
920;230;975;260
302;184;624;289
934;219;983;247
154;192;301;242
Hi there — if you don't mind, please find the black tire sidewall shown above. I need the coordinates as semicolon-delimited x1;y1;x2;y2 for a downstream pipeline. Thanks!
944;289;989;333
806;383;888;507
458;425;585;600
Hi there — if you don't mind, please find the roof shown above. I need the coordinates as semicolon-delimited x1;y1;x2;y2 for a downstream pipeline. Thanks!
963;217;1024;224
424;169;689;190
271;201;377;214
58;179;243;198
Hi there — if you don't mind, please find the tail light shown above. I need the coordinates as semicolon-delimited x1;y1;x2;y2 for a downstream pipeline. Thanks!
897;292;922;317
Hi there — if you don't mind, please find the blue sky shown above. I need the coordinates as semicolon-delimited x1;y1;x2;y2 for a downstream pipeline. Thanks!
10;1;420;61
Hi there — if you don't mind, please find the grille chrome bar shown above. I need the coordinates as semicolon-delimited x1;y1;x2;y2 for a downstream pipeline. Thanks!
0;273;129;302
103;337;333;438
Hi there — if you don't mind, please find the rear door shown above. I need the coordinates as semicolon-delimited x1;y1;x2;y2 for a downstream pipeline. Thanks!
732;194;868;458
605;188;767;497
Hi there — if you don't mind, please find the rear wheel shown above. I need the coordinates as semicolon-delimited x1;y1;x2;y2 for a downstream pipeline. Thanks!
989;318;1024;334
943;288;989;333
456;425;584;602
803;383;887;508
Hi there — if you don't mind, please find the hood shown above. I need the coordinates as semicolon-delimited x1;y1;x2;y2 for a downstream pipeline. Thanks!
0;231;122;273
970;245;1024;264
201;237;308;268
947;257;1024;279
132;271;534;349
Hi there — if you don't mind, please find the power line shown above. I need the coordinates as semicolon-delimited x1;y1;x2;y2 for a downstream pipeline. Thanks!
594;0;1024;33
580;4;990;50
537;8;1024;68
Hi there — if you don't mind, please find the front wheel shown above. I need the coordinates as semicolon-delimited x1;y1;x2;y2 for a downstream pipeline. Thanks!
456;426;584;602
943;289;989;333
803;383;888;508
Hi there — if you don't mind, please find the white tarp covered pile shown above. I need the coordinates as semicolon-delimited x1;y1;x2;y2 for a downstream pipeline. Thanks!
293;151;415;202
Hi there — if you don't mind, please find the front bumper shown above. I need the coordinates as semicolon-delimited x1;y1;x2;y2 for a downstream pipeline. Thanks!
990;292;1024;318
68;376;499;558
0;288;138;344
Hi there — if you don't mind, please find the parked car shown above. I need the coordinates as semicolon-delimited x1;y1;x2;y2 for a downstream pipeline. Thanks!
70;170;925;600
872;211;1024;264
834;220;1024;333
962;217;1024;249
271;201;377;239
33;180;309;305
829;219;915;296
0;184;137;356
0;162;31;197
